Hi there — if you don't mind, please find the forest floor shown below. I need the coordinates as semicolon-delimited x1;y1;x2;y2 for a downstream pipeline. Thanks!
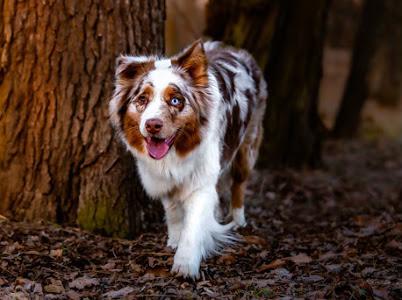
1;138;402;299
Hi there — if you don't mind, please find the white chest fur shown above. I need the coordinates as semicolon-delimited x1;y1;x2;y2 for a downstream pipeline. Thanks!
135;135;220;200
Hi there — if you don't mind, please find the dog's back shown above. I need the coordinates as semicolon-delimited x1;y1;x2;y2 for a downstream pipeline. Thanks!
205;42;267;226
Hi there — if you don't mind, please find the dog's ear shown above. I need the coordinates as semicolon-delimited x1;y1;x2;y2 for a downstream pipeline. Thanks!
115;56;154;86
173;39;208;87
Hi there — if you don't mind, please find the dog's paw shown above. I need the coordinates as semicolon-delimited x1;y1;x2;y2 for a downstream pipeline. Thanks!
171;252;200;279
232;207;247;229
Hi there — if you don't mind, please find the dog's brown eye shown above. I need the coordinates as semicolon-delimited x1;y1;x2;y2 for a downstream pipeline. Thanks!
137;95;148;105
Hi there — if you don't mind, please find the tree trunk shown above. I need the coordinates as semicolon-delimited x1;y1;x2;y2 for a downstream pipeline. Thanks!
205;0;330;168
333;0;385;138
0;0;165;237
372;0;402;107
205;0;279;75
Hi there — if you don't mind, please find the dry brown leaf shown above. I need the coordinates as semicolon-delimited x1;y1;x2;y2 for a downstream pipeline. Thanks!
287;253;312;264
50;249;63;258
101;261;116;270
69;276;99;290
129;262;143;273
217;253;237;265
386;239;402;251
243;235;267;246
44;280;65;294
144;267;170;278
103;287;135;299
256;259;286;272
390;223;402;236
353;215;372;227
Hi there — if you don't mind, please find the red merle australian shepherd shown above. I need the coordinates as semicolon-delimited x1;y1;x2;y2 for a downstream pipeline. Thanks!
109;40;267;278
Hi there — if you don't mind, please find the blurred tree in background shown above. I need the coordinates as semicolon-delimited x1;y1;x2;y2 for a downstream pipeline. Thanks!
333;0;386;137
333;0;402;137
206;0;331;168
0;0;165;237
372;0;402;107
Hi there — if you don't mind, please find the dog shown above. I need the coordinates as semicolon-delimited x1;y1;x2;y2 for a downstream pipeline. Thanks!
109;40;267;278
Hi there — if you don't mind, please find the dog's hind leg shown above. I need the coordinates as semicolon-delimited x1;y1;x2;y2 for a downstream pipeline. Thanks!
230;123;263;228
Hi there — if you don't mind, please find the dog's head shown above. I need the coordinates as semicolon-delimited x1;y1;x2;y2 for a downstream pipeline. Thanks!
110;40;210;160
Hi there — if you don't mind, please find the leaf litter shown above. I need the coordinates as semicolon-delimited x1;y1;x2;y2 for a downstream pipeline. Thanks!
0;139;402;298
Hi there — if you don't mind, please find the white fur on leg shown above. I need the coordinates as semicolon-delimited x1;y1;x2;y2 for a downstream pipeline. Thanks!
232;206;247;228
171;187;233;279
162;198;184;250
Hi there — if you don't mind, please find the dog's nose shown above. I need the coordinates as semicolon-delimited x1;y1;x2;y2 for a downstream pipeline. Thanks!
145;118;163;134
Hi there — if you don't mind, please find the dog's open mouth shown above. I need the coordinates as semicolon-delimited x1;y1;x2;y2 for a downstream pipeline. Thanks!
145;135;176;160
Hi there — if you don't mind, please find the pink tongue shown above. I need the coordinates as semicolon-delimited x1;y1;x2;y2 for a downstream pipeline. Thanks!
146;139;170;160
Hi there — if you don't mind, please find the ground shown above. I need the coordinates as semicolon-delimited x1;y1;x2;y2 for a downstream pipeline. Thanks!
1;138;401;299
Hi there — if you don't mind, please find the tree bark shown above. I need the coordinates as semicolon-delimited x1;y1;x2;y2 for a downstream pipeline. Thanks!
206;0;330;168
372;0;402;107
0;0;165;237
333;0;386;138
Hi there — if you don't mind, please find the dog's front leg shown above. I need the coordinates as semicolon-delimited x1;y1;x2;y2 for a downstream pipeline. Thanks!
171;186;219;279
162;198;183;249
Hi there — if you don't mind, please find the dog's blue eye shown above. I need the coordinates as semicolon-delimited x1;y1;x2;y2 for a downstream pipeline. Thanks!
170;97;181;106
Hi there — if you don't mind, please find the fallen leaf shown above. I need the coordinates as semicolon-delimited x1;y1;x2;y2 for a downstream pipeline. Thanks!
103;287;135;299
69;276;99;290
144;267;170;278
386;240;402;251
217;253;237;265
65;290;81;300
33;283;43;294
50;249;63;258
129;262;143;273
287;253;312;264
353;215;372;227
44;281;65;294
101;261;116;270
148;257;157;268
243;235;267;246
271;268;292;280
301;275;324;283
257;259;286;272
361;267;375;277
325;264;342;273
389;223;402;236
318;252;338;261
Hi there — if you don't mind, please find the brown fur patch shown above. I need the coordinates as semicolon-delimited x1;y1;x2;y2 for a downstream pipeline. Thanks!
231;181;246;209
163;84;185;111
167;185;183;199
172;40;209;88
174;113;202;157
231;142;251;209
116;59;155;87
222;104;243;163
122;110;145;154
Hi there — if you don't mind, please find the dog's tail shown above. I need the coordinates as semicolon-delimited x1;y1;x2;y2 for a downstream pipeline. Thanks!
201;220;239;259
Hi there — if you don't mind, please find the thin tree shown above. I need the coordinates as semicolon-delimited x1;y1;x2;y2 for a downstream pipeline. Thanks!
333;0;386;138
373;0;402;107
